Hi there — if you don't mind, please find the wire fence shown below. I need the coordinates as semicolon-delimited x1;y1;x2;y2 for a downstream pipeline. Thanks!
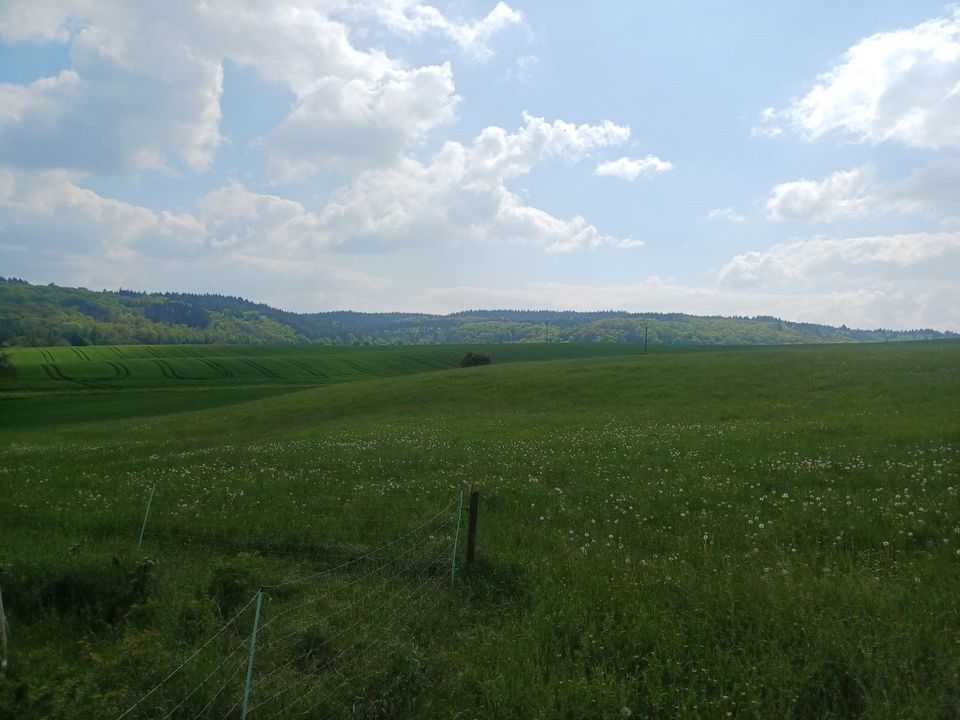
114;495;461;720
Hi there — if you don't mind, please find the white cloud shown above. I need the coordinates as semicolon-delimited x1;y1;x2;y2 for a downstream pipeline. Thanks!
0;1;508;179
757;9;960;149
0;1;78;42
0;15;224;174
707;206;746;223
766;166;875;222
264;62;459;182
765;159;960;223
595;155;673;181
505;54;539;84
0;111;638;289
718;231;960;288
186;113;637;254
416;233;960;330
0;166;205;260
197;181;326;253
0;165;394;305
314;113;637;252
714;232;960;329
343;1;522;61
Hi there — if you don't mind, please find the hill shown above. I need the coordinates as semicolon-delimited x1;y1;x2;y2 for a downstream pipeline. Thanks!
1;277;954;347
0;342;635;427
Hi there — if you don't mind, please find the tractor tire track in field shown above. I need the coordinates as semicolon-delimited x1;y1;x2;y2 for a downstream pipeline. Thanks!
41;363;110;389
241;359;283;379
105;360;131;380
179;347;203;358
146;347;164;359
40;350;55;363
70;347;91;361
108;346;128;359
201;359;233;379
287;359;327;378
341;359;382;376
42;364;69;381
151;358;187;380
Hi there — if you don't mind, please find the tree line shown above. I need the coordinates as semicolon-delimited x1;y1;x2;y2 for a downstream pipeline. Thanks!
0;277;954;348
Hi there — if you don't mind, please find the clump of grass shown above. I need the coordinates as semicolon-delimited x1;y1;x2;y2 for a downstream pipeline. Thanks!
206;552;264;617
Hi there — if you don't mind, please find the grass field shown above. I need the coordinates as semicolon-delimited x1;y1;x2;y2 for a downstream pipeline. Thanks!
1;341;959;719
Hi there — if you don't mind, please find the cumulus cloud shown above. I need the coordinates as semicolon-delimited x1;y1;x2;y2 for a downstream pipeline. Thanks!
0;165;392;303
706;207;746;223
765;159;960;223
314;113;638;252
0;15;224;174
0;110;639;263
766;166;875;222
712;231;960;329
756;9;960;149
197;182;326;253
264;62;459;181
0;1;517;179
343;0;522;61
594;155;673;181
0;166;205;260
718;232;960;288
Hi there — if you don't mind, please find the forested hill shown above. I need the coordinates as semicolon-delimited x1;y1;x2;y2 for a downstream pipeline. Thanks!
1;277;955;347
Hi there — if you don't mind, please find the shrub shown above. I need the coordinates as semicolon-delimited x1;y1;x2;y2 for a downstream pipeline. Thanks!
459;351;491;367
0;344;12;378
206;553;264;616
0;554;156;624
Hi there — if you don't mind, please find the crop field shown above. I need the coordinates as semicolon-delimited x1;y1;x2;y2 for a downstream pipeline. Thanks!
1;341;959;719
1;343;632;429
5;342;636;392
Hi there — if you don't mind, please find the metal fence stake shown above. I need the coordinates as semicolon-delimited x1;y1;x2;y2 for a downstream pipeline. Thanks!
138;482;157;549
450;488;464;587
241;589;264;720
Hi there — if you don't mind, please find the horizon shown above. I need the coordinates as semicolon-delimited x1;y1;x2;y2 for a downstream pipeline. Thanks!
1;2;959;330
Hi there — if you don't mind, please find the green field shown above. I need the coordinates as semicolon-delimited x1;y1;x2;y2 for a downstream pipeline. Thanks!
2;341;959;719
0;343;632;429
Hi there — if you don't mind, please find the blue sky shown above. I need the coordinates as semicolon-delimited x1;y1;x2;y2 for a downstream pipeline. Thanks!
1;1;958;329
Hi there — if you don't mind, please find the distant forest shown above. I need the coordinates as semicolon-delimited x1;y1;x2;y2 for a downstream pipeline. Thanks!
1;277;955;348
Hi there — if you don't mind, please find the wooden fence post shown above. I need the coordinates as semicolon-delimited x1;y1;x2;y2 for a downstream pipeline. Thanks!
465;489;479;565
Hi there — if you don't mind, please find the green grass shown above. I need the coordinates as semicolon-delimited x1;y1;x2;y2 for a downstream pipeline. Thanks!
1;341;959;719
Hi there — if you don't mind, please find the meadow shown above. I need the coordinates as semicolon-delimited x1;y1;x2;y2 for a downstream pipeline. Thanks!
1;341;959;719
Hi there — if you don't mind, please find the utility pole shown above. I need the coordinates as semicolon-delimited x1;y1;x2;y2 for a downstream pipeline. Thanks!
644;325;648;354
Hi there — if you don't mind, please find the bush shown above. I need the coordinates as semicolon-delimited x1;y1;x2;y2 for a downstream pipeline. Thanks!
206;553;264;616
0;554;156;624
0;344;12;378
459;351;491;367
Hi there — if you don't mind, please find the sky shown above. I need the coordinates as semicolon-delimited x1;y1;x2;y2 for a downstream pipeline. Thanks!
1;1;959;330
